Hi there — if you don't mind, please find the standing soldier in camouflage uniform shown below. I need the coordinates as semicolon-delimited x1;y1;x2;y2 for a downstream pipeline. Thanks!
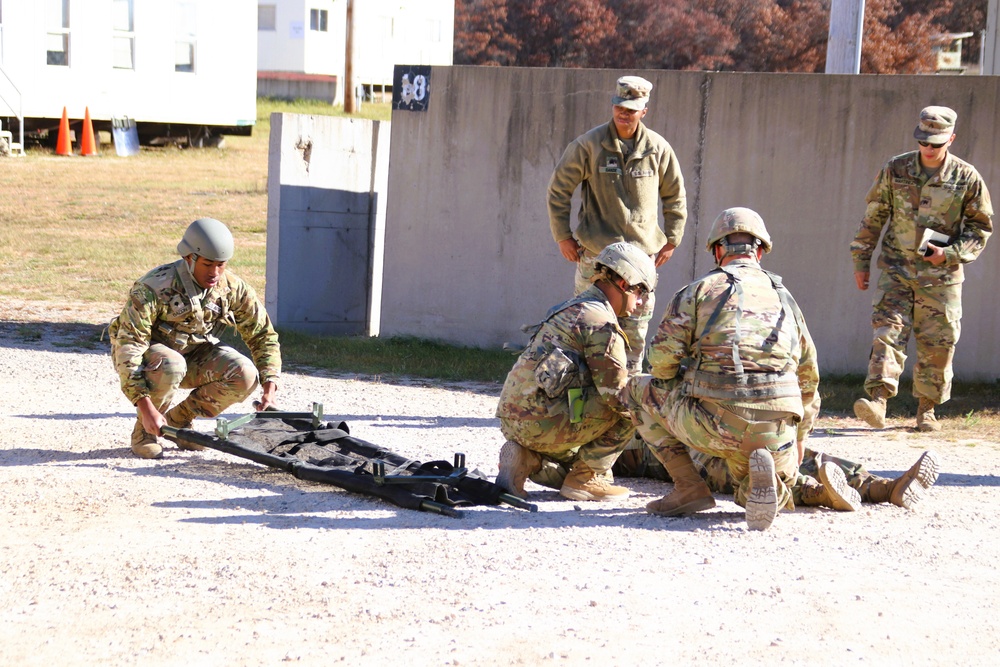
109;218;282;459
495;242;656;502
547;75;687;374
852;106;993;432
624;208;835;530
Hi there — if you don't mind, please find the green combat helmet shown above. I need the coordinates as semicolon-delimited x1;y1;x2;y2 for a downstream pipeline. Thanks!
595;241;657;292
706;207;773;254
177;217;235;261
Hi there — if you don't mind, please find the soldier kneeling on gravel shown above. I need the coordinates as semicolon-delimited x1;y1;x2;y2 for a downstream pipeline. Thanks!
623;207;828;531
495;242;656;502
109;218;282;459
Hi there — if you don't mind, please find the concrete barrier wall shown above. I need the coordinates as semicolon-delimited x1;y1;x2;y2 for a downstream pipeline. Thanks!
266;113;389;336
378;66;1000;380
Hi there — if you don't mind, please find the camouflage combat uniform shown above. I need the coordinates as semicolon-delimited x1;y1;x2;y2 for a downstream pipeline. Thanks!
109;259;281;421
851;150;993;403
625;258;820;510
496;285;634;478
547;120;686;373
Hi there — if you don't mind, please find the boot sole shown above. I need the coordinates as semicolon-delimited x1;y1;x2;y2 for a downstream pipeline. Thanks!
746;449;778;530
853;399;887;429
817;462;862;511
893;451;940;509
495;441;538;500
645;495;716;517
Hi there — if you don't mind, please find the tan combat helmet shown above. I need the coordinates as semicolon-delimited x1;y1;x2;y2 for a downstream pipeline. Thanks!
705;207;772;254
177;218;235;261
595;241;657;292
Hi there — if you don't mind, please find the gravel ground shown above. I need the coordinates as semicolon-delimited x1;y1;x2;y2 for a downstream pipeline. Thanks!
2;313;999;666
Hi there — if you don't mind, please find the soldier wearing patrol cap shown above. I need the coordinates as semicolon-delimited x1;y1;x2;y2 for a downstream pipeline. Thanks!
851;106;993;432
546;75;687;375
622;208;823;531
495;242;657;502
109;218;282;459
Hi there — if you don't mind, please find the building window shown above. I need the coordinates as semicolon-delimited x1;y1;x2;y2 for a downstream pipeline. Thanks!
47;0;70;66
258;4;276;31
175;1;196;72
309;8;328;32
112;0;134;70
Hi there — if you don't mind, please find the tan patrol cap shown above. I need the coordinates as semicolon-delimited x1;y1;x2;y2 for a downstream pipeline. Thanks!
612;76;652;110
913;106;957;143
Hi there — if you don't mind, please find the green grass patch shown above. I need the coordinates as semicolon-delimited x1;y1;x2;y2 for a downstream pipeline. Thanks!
278;330;512;385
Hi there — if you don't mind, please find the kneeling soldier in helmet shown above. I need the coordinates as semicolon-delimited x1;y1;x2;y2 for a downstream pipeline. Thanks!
624;207;826;530
495;242;656;501
109;218;282;459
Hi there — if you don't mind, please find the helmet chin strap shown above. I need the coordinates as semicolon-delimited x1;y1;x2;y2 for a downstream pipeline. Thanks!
606;278;633;317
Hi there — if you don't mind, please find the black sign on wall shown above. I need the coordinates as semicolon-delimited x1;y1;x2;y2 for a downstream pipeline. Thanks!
392;65;431;112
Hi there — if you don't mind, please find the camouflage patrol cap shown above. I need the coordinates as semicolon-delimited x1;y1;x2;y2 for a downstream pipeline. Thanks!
612;76;652;110
595;241;657;292
706;207;772;254
913;106;957;143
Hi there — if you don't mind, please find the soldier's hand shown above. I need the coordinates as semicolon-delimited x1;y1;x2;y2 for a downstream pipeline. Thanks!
854;271;870;291
558;238;581;263
654;243;675;267
256;380;278;411
925;242;947;266
136;397;167;436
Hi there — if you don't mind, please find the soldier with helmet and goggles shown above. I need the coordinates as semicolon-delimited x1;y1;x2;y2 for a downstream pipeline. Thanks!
109;218;282;459
495;242;656;502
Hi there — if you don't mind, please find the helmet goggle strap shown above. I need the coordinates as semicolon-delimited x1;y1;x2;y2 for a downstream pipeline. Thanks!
716;238;760;262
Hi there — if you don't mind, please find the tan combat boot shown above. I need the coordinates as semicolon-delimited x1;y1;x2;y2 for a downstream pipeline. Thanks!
746;448;778;531
495;440;543;499
646;450;715;516
131;419;163;459
915;398;941;432
165;401;206;450
799;462;861;511
560;460;630;501
853;386;889;429
864;451;940;509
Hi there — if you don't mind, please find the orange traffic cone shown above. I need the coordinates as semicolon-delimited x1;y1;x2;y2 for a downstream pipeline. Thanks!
80;106;98;156
56;106;72;156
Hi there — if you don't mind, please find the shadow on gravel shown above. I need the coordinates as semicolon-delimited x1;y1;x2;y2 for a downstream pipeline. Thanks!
0;321;108;355
0;447;131;464
813;426;913;436
7;410;499;429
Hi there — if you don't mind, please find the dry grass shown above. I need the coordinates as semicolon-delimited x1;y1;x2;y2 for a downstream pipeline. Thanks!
0;98;390;306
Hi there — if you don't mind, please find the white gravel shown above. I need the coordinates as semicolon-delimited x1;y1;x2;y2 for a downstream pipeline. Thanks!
2;317;999;666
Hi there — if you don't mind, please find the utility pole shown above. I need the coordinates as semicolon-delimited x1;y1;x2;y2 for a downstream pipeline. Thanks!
984;0;999;75
344;0;355;112
826;0;865;74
